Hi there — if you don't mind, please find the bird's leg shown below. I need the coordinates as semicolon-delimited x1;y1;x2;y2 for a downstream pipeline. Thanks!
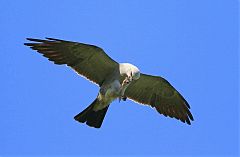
119;81;128;102
119;75;132;102
122;96;127;101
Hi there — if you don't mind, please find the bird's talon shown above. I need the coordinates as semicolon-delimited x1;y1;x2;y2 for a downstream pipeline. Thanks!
122;96;127;101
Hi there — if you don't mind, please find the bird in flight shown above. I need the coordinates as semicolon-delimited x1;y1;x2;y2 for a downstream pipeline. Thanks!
24;38;194;128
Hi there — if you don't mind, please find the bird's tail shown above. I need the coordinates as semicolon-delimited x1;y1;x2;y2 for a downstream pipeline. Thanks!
74;99;109;128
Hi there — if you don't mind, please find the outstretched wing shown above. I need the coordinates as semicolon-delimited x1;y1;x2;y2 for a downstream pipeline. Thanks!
24;38;118;86
125;74;194;125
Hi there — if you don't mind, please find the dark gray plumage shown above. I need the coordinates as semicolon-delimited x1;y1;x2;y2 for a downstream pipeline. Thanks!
24;37;194;128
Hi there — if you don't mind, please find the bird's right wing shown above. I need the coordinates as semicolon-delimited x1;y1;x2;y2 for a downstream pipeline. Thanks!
125;74;194;125
24;38;118;86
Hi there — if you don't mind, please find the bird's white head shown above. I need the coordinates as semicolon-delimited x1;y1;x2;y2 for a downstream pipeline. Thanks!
119;63;140;81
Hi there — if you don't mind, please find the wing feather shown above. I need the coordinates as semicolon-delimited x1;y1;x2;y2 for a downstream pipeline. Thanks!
24;38;118;86
125;74;194;125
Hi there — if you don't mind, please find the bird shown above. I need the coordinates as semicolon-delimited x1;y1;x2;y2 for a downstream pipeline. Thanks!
24;37;194;128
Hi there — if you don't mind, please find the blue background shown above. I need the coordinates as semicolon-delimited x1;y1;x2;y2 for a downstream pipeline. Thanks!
0;0;238;156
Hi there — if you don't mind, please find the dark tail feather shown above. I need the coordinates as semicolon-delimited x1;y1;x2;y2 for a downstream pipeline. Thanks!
74;99;109;128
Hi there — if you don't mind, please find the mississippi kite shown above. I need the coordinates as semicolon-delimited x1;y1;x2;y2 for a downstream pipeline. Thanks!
24;38;194;128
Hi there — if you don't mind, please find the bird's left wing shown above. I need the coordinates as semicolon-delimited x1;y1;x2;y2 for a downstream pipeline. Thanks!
125;74;194;124
24;38;118;86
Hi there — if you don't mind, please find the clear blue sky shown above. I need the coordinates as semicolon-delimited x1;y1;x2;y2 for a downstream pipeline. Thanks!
0;0;238;156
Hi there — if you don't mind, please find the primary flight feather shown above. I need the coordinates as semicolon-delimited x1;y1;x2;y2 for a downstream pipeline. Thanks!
24;37;194;128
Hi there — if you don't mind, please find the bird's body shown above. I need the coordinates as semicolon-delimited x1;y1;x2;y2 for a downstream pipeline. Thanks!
74;63;140;127
93;63;140;111
24;37;194;128
95;79;121;110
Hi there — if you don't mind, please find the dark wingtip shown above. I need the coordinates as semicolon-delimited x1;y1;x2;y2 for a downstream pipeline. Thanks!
189;113;194;121
45;37;64;42
24;43;31;46
26;37;33;40
26;38;46;42
186;118;191;125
